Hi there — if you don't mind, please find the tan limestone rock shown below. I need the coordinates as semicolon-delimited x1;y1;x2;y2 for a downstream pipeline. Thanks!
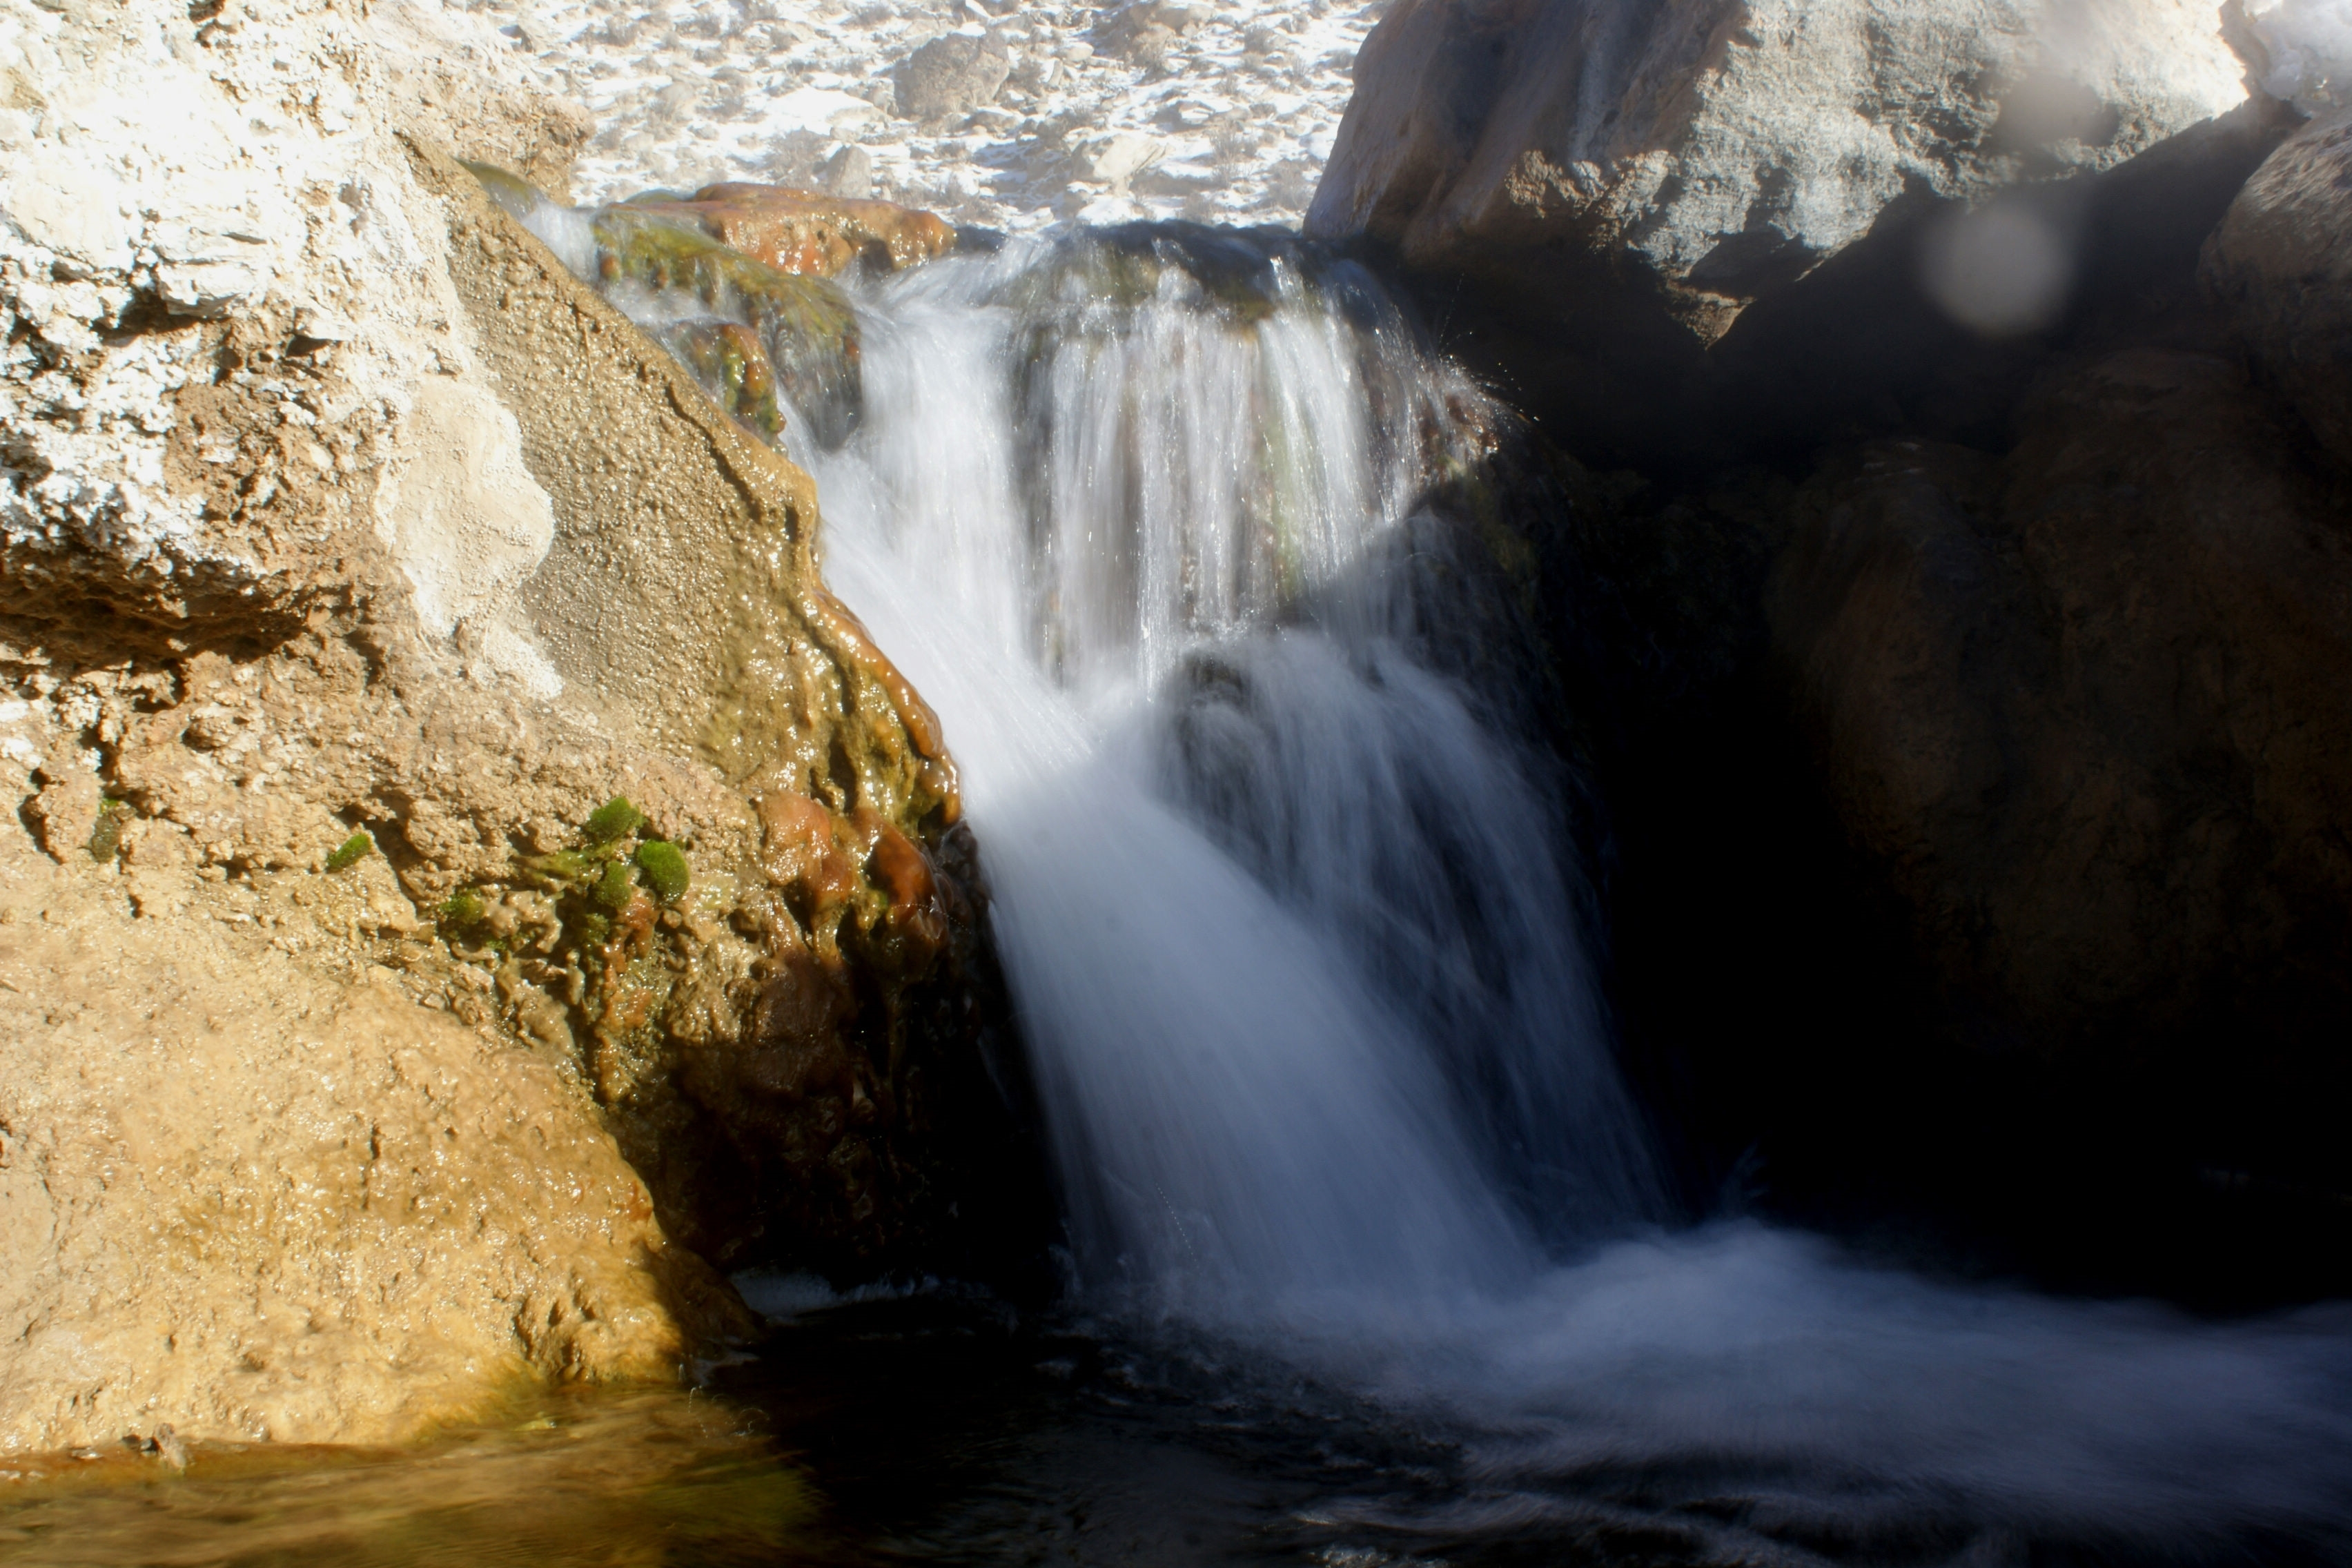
0;0;1023;1457
0;830;736;1456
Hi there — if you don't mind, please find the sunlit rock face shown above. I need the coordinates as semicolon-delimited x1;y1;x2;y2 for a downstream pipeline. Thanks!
1307;0;2251;339
0;0;1032;1455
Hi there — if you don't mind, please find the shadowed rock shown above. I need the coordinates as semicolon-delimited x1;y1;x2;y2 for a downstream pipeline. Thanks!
2204;106;2352;468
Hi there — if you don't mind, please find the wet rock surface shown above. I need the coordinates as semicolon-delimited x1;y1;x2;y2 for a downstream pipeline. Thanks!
630;182;958;278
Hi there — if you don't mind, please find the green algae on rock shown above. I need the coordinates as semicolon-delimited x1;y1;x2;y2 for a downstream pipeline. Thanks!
660;319;788;444
587;204;865;449
582;795;649;845
325;830;375;873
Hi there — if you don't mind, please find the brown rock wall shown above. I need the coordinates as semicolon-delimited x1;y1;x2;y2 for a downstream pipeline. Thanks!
2204;106;2352;468
1765;349;2352;1182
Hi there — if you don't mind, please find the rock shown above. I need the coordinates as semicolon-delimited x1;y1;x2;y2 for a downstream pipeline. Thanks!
658;319;788;444
1094;1;1197;61
819;144;876;201
424;150;1040;1280
0;850;741;1455
367;0;592;193
1765;350;2352;1184
2243;0;2352;113
1119;23;1180;70
626;181;957;277
2203;108;2352;469
574;199;869;448
0;0;1037;1453
375;378;561;697
892;31;1012;126
22;765;101;863
1307;0;2251;340
1080;132;1164;188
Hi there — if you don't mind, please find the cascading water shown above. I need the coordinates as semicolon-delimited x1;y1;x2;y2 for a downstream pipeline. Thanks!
517;197;2352;1557
792;224;1666;1309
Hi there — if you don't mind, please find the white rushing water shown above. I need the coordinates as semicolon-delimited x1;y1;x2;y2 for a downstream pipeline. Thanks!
527;205;2352;1554
790;228;1667;1311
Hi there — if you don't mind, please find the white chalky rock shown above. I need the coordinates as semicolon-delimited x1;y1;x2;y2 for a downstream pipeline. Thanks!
1083;131;1164;186
375;378;563;700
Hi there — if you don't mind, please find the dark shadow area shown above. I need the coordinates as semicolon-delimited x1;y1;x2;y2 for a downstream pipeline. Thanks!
1356;97;2352;1311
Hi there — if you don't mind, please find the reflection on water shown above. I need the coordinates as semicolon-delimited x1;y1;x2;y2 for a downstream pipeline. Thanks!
12;1291;2331;1568
0;1383;827;1568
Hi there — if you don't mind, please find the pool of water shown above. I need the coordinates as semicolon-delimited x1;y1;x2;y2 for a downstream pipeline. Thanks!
11;1289;2335;1568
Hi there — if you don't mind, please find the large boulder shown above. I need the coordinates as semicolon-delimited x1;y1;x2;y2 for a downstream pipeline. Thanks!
2204;106;2352;468
1764;349;2352;1199
1309;1;2349;1284
1309;0;2252;340
0;0;1032;1456
0;832;737;1454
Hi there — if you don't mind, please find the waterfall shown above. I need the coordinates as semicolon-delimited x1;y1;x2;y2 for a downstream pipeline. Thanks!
520;203;2352;1548
791;225;1666;1310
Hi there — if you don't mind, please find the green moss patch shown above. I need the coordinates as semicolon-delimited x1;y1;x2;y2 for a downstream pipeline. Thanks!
582;796;649;845
634;841;691;901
